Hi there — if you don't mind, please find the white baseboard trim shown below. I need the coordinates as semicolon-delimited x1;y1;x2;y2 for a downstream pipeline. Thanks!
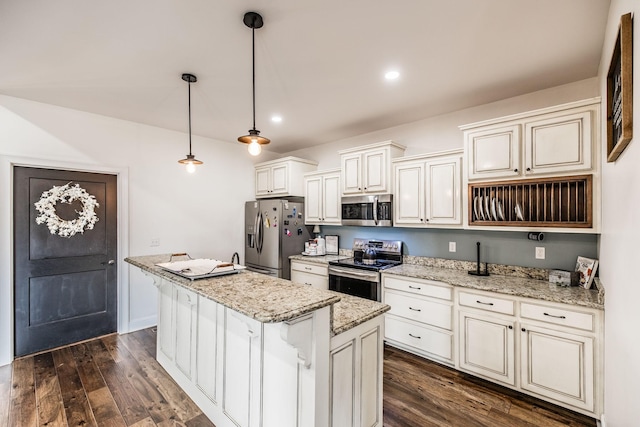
127;315;157;333
597;413;606;427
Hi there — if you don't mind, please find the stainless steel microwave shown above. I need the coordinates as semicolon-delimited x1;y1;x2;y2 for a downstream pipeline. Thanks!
341;194;393;226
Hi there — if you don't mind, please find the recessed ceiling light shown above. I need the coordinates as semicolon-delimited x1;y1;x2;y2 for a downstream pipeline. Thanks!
385;70;400;80
271;115;283;123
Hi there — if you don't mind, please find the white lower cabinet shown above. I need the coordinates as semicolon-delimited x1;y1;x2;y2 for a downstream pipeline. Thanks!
458;309;516;386
382;274;454;365
291;260;329;290
329;316;384;427
381;273;603;419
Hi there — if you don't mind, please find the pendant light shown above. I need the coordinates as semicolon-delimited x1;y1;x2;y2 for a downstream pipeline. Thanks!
178;73;203;173
238;11;270;156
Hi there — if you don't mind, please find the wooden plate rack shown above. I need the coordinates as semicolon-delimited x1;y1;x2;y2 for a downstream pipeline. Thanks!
468;175;592;228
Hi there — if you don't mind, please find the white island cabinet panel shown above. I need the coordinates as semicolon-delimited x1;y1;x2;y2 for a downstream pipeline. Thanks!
223;309;261;427
175;286;197;379
158;279;174;361
196;296;218;402
330;341;354;426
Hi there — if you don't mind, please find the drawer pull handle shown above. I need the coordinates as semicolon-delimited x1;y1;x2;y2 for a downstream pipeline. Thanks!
408;286;421;290
409;307;421;312
476;300;494;306
305;267;312;271
543;312;566;319
408;333;421;339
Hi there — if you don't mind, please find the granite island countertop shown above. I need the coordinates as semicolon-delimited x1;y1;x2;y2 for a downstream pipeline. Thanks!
384;264;603;310
126;254;389;335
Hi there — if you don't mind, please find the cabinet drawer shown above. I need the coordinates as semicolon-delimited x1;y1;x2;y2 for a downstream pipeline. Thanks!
384;291;452;330
291;261;327;276
520;302;594;331
383;275;452;301
385;316;453;362
458;291;515;315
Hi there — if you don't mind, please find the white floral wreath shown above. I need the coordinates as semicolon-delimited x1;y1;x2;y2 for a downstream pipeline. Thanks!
34;182;99;238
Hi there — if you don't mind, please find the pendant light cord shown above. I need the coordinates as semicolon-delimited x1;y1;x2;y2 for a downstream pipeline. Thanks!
252;25;256;131
188;80;193;155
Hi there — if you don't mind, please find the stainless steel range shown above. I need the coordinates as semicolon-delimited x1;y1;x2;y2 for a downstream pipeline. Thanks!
328;238;403;301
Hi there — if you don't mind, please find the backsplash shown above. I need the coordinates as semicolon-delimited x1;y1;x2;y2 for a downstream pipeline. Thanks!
322;225;598;272
402;255;548;280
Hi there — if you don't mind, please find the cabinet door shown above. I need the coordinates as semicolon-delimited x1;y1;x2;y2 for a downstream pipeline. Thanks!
342;153;362;194
175;286;197;379
330;340;355;426
426;157;461;225
363;149;387;193
304;176;322;224
459;311;515;386
196;296;219;403
524;111;592;175
322;173;341;224
255;167;271;196
157;280;175;361
394;162;425;225
270;164;289;195
291;270;329;290
520;324;594;412
467;124;521;180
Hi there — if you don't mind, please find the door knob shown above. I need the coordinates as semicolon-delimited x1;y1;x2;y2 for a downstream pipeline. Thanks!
102;260;115;266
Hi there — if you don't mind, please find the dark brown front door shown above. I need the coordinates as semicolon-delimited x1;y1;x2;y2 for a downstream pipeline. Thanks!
14;167;118;357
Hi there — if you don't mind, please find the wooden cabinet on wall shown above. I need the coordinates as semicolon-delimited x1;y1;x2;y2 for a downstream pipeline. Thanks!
392;150;462;227
339;141;405;195
255;156;318;198
462;99;599;181
304;169;341;225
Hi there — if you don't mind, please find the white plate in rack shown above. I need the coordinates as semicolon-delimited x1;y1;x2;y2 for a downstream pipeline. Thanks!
496;199;505;220
491;198;498;221
484;195;492;220
474;196;484;220
515;203;525;221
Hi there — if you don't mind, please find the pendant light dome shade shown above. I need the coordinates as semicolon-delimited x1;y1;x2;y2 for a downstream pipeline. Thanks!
238;11;270;156
178;73;203;172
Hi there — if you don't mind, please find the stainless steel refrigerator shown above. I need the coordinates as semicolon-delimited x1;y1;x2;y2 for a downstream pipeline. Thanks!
245;199;312;279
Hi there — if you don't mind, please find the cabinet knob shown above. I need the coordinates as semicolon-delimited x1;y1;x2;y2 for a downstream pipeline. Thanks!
526;167;531;172
364;187;367;190
521;328;526;332
508;325;513;329
514;168;519;172
420;219;424;222
425;218;429;222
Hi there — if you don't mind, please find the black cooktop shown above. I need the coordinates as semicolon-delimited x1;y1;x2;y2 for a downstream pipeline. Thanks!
329;257;401;272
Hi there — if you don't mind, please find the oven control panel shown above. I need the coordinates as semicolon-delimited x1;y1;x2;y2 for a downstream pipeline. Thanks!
352;239;402;254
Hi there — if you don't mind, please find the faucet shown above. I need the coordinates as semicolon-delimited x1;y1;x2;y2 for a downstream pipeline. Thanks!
231;252;240;265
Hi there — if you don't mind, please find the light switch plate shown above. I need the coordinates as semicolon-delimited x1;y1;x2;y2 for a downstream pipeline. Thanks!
535;247;545;259
449;242;456;252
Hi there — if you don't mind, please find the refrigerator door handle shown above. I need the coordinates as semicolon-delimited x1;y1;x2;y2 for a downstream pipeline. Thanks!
254;211;261;254
257;211;264;254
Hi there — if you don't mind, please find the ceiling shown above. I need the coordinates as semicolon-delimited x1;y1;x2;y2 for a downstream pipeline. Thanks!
0;0;610;154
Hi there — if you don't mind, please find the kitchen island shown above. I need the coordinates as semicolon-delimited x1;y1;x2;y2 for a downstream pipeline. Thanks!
125;255;389;427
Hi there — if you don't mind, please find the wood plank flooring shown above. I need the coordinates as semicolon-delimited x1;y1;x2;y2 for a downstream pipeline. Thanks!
0;328;597;427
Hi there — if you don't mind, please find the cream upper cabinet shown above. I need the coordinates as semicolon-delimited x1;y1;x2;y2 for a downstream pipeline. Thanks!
339;141;406;195
462;99;599;181
304;169;341;225
255;156;318;198
466;124;521;180
393;150;462;227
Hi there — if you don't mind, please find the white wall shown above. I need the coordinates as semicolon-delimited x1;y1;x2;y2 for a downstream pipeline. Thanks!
598;2;640;426
285;78;599;169
0;95;255;365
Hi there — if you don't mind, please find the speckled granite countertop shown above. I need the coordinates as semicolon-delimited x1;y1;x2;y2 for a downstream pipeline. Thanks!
126;255;388;335
383;264;603;310
289;254;349;264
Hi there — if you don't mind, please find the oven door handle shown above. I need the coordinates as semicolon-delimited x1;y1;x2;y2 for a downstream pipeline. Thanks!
329;267;379;282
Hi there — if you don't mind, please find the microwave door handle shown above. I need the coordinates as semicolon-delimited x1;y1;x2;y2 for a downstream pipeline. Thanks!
373;196;378;225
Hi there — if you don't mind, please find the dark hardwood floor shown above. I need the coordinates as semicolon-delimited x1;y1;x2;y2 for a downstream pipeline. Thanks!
0;328;597;427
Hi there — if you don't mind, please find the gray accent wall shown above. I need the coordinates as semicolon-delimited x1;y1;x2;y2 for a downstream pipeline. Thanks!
320;226;598;271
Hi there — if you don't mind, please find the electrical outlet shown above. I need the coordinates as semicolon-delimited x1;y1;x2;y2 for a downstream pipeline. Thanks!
150;238;160;247
449;242;456;252
535;247;545;259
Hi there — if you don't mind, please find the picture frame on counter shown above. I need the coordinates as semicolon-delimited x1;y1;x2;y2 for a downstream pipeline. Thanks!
606;12;633;163
325;235;339;255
